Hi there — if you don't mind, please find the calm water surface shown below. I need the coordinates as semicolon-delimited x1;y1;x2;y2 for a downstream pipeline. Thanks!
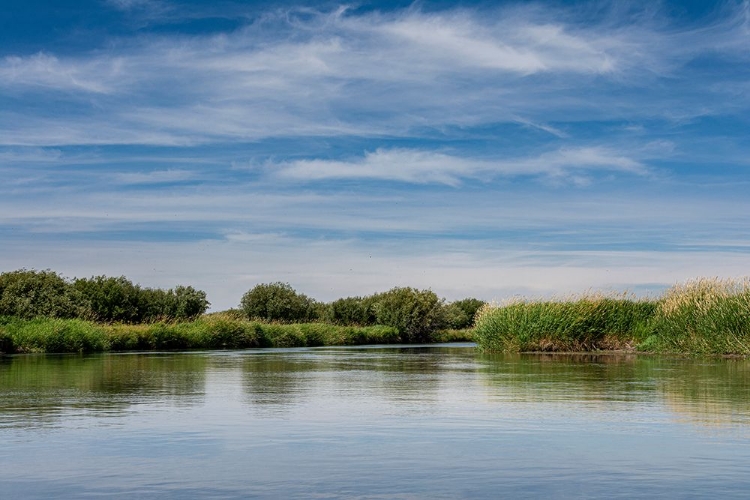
2;344;750;498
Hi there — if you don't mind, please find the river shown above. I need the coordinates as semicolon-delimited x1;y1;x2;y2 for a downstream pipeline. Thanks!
2;344;749;498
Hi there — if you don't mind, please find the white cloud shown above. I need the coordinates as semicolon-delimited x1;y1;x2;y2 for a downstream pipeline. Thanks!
1;4;747;146
274;147;648;185
0;53;121;94
111;169;197;185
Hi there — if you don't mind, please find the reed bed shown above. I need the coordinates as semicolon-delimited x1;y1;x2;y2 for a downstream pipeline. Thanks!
646;278;750;355
475;278;750;355
0;315;400;354
473;294;656;353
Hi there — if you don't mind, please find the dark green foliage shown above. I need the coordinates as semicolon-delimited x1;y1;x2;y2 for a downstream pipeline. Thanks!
0;270;89;320
372;287;446;342
166;286;211;321
325;296;378;326
442;298;486;329
73;276;209;323
0;319;14;353
74;276;143;323
240;282;317;322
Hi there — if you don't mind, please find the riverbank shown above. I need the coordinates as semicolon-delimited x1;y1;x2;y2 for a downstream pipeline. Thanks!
474;278;750;356
0;314;473;354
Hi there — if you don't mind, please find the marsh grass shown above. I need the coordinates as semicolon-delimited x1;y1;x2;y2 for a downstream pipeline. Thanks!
2;317;108;353
0;314;400;354
473;293;657;353
647;278;750;355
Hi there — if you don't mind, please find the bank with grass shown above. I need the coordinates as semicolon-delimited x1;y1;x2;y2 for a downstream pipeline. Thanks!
0;269;480;354
474;278;750;356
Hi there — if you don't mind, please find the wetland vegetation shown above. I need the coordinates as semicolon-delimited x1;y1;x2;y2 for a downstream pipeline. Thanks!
474;277;750;356
1;269;748;356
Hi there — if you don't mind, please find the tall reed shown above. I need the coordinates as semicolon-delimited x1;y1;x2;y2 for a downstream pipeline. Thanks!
474;294;656;353
647;278;750;355
0;315;400;354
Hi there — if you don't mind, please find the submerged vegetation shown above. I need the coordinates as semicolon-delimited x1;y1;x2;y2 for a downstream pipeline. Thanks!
474;278;750;356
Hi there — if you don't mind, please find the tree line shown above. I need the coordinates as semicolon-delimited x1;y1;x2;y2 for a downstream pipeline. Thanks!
0;270;484;341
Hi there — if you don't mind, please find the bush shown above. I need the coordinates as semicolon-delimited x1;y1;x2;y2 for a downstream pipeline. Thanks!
372;287;446;342
0;269;90;320
442;298;486;329
324;296;378;326
74;277;209;323
240;283;317;323
166;285;210;321
74;276;144;323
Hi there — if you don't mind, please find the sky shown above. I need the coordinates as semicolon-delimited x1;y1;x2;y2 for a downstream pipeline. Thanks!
2;0;750;310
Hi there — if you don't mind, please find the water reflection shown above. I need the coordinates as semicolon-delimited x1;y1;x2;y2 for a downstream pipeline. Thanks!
0;353;207;428
2;346;750;498
478;352;750;427
1;347;750;429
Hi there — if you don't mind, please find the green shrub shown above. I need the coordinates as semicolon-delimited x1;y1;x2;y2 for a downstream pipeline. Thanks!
240;282;317;323
0;269;90;320
74;275;144;323
372;287;446;342
324;296;378;326
442;298;486;329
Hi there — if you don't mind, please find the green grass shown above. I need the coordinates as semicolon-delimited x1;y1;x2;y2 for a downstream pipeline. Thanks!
0;314;401;354
474;278;750;355
4;277;749;356
473;295;655;353
1;316;108;353
645;278;750;355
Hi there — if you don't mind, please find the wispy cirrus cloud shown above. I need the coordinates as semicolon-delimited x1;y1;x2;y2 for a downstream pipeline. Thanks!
3;1;750;308
1;3;748;146
274;146;649;185
110;169;198;185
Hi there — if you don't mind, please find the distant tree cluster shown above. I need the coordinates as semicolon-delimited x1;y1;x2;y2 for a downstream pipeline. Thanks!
241;283;485;342
0;269;485;339
0;269;209;322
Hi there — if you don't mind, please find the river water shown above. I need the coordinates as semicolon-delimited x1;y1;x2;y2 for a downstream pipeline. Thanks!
1;344;750;498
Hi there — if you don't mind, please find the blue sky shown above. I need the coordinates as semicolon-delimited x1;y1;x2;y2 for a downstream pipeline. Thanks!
2;0;750;309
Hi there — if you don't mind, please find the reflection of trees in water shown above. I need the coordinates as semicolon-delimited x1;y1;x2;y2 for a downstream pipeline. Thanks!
0;353;207;428
241;354;315;412
240;347;472;413
479;353;750;428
